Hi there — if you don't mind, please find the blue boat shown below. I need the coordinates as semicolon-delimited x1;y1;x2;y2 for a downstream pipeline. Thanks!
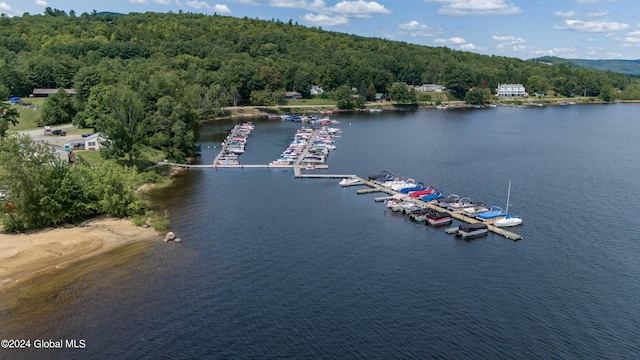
399;182;426;194
421;192;443;201
476;206;506;221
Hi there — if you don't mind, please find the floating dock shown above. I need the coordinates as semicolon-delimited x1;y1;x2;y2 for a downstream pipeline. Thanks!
162;124;523;241
352;176;523;241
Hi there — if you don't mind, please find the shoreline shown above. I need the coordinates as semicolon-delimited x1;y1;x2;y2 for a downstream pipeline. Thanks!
0;215;161;292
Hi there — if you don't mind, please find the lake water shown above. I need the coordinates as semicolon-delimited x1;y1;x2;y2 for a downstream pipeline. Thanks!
2;104;640;359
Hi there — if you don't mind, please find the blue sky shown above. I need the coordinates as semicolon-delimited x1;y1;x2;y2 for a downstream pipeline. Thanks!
2;0;639;60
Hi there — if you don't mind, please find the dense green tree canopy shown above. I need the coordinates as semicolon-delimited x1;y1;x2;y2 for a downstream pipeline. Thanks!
0;134;150;232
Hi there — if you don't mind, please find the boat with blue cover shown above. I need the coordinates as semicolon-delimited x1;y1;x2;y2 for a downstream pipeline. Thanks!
476;206;506;221
493;181;523;227
399;182;426;194
421;192;443;201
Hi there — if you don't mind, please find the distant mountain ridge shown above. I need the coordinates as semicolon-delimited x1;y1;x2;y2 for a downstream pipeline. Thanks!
532;56;640;76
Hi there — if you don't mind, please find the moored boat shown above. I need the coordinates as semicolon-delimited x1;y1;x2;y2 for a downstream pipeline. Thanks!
447;197;474;211
368;170;390;180
409;186;438;198
493;181;523;227
476;206;505;222
339;176;362;187
421;192;443;202
462;202;489;218
435;194;459;207
455;223;489;239
426;210;452;226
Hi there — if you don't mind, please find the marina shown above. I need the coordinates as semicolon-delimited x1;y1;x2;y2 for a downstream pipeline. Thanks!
186;121;524;241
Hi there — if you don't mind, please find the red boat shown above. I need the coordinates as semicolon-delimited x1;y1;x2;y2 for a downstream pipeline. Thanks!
409;186;437;198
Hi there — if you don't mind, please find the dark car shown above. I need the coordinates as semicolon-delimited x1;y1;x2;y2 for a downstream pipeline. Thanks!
51;129;67;136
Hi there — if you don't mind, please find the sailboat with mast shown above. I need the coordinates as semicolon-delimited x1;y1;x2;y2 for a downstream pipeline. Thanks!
493;180;522;227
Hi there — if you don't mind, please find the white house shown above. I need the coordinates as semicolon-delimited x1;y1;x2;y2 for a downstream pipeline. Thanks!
417;84;446;92
84;133;107;151
496;84;528;97
310;85;324;95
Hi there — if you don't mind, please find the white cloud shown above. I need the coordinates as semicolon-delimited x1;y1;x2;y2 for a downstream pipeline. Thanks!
0;2;11;13
459;43;485;50
435;36;467;45
433;36;486;50
234;0;317;7
330;1;391;18
300;0;390;27
492;35;526;44
184;0;230;12
235;0;390;26
554;19;629;32
35;0;47;6
303;13;348;26
492;35;528;54
532;47;580;58
398;20;443;37
623;30;640;46
586;10;608;17
554;11;575;18
213;4;232;13
129;0;174;4
424;0;521;16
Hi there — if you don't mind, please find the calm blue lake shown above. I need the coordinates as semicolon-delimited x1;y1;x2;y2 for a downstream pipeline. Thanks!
2;104;639;359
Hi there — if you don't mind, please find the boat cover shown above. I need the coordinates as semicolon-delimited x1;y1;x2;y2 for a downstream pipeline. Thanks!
421;193;443;201
428;211;450;220
476;207;505;220
400;186;425;194
368;171;389;180
458;223;488;232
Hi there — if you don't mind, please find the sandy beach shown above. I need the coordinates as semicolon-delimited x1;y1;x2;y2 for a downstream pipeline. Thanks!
0;215;161;291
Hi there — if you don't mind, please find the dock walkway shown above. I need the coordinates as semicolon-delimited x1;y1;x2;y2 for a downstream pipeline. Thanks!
164;124;522;241
353;177;523;240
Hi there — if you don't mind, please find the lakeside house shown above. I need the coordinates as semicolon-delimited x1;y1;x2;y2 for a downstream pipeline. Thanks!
496;84;528;97
84;133;107;151
310;85;324;95
417;84;446;92
32;88;76;97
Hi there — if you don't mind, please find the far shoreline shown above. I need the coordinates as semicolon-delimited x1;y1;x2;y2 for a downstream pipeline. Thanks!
206;98;634;121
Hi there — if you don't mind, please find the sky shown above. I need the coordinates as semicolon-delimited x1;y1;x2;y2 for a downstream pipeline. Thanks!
1;0;640;60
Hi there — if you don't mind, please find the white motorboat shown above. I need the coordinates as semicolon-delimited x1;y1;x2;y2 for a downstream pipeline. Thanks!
447;197;474;211
493;181;522;227
339;176;362;187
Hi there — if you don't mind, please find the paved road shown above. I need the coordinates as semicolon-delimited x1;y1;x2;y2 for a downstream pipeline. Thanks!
17;124;79;144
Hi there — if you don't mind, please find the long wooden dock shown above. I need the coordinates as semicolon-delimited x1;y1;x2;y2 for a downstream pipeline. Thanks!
165;124;523;240
353;176;523;240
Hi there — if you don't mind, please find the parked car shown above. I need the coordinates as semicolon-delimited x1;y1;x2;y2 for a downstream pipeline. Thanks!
52;129;67;136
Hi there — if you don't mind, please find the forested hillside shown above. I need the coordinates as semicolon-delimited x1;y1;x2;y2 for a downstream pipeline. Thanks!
2;9;640;163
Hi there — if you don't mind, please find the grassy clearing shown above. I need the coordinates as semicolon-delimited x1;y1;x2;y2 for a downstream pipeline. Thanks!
76;146;167;170
9;103;42;131
286;98;336;106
